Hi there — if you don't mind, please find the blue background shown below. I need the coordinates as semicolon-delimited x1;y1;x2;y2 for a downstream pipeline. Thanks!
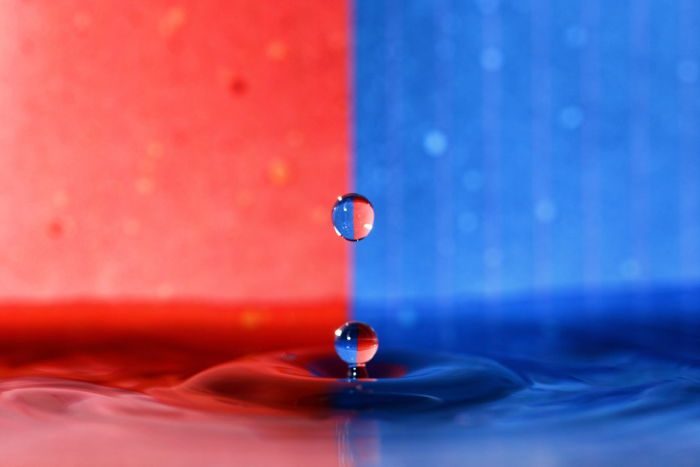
352;0;700;352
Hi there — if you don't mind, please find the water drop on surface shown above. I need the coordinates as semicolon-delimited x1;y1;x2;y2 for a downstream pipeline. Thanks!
334;321;379;380
331;194;374;241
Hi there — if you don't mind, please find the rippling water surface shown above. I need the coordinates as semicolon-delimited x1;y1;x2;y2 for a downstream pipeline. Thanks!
1;292;699;466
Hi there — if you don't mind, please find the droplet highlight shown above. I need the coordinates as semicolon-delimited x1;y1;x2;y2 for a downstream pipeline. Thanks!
331;194;374;241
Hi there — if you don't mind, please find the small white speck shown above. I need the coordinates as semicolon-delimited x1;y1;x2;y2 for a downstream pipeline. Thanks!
559;106;584;129
423;130;448;156
481;47;502;71
535;199;557;223
678;60;698;83
334;227;342;236
363;223;373;230
565;25;587;48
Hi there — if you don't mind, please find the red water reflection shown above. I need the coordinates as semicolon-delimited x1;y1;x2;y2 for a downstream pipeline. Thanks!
0;301;344;388
0;302;361;466
0;377;348;467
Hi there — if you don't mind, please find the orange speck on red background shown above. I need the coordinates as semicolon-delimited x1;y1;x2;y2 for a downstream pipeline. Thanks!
0;0;350;307
0;1;351;391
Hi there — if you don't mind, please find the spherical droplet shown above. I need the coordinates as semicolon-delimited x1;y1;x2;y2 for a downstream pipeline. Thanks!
334;321;379;366
331;194;374;241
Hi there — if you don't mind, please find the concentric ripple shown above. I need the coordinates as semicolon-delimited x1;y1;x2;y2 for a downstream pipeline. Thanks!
156;348;527;414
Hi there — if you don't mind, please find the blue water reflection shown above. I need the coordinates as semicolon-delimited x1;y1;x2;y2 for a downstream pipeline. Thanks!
347;287;700;466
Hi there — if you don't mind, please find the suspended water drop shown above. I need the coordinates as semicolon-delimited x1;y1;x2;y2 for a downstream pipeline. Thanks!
331;194;374;241
334;321;379;380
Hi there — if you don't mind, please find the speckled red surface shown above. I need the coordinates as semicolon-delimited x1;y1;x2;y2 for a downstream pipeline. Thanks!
0;0;349;303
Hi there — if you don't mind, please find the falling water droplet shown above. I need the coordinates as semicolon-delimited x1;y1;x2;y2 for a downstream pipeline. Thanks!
331;194;374;241
334;321;379;380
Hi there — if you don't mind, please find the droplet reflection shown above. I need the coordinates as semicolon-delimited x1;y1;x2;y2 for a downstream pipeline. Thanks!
334;321;379;380
331;194;375;241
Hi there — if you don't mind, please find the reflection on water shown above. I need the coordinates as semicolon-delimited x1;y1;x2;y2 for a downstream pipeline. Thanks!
155;348;525;414
1;348;698;466
1;290;700;466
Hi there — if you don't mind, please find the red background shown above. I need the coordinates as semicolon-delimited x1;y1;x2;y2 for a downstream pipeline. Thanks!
0;0;350;375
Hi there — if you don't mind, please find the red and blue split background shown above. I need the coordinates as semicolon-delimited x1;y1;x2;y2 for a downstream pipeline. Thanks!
1;0;700;363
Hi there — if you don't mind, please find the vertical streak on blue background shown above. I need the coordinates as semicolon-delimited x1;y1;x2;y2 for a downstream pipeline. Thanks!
551;2;585;290
679;0;700;281
579;0;604;339
450;2;485;305
352;0;700;352
581;0;601;290
530;0;556;349
532;0;552;291
399;2;438;321
629;0;651;289
628;0;652;340
451;3;484;299
647;1;680;286
500;4;534;295
433;0;455;347
678;0;700;341
383;0;404;341
597;1;632;286
481;3;503;297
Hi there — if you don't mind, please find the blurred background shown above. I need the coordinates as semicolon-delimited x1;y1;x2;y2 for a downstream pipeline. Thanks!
1;0;700;360
3;2;700;465
353;0;700;354
0;0;351;372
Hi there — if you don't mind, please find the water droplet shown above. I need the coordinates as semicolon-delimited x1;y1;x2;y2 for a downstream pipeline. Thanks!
331;194;374;241
334;321;378;380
